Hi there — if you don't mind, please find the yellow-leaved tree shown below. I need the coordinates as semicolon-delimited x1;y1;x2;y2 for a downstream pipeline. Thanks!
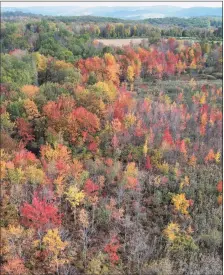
163;222;180;241
23;99;40;120
34;52;47;72
92;81;117;102
42;229;68;256
127;65;134;83
65;185;85;208
172;193;190;215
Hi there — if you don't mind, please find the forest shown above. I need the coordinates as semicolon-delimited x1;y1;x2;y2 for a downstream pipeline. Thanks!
0;11;223;275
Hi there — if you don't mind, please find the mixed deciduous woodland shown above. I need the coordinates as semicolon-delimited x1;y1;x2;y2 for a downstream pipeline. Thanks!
0;10;223;275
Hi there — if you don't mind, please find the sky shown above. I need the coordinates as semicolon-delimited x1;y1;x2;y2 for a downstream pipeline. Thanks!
2;1;222;8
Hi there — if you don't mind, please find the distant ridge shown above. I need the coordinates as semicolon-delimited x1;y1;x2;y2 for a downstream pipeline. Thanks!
174;7;222;17
2;5;222;19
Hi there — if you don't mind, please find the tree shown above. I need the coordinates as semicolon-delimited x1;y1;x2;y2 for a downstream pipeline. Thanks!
104;235;120;264
127;65;134;83
148;29;161;44
163;222;180;241
20;195;61;231
1;112;15;132
172;193;190;215
145;155;152;170
2;258;29;275
16;118;35;145
91;81;117;102
46;59;81;85
34;52;47;72
23;99;40;120
217;181;223;193
104;53;120;86
42;228;68;256
68;107;100;144
84;179;99;196
21;85;39;99
1;53;36;88
65;186;85;208
13;149;37;167
161;127;174;149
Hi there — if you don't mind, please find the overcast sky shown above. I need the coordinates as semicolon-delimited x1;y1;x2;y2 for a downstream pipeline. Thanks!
2;1;222;8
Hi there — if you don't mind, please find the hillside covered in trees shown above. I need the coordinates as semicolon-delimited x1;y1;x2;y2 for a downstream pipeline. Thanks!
0;9;223;275
2;12;222;41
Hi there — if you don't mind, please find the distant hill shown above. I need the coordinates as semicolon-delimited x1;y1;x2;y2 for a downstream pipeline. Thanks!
2;11;42;18
174;7;222;17
2;11;222;30
1;12;125;23
2;5;222;19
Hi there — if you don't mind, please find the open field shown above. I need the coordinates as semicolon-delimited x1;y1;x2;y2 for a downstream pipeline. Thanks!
96;38;148;46
96;37;222;47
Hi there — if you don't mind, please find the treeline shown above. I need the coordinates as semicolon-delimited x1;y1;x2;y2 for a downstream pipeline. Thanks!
3;11;222;27
2;11;42;18
75;23;222;40
1;19;222;60
2;12;223;41
144;16;222;28
162;27;222;39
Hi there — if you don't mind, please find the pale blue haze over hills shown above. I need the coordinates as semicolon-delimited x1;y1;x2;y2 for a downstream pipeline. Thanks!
2;5;222;19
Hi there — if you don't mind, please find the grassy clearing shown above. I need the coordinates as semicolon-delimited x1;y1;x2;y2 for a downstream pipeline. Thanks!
96;37;222;47
135;77;222;100
96;38;148;46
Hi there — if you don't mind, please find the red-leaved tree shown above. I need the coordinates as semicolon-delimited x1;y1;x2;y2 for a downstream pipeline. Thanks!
20;195;61;232
84;179;99;196
104;235;120;264
16;118;35;145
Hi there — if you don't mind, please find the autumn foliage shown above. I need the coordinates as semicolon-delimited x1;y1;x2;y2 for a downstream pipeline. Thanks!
104;236;120;264
1;21;222;275
20;195;61;231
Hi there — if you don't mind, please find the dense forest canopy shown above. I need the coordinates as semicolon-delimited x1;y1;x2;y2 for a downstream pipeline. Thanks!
2;11;222;35
0;9;223;275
